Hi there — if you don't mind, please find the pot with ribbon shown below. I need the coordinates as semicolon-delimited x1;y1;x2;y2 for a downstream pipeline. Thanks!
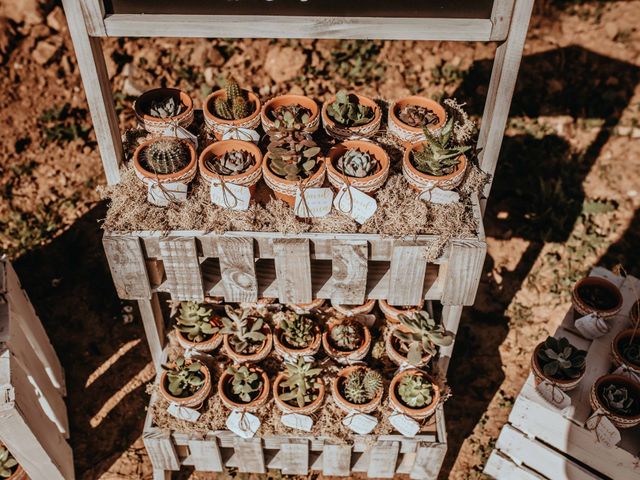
134;87;194;135
389;368;440;421
530;336;587;392
326;140;390;195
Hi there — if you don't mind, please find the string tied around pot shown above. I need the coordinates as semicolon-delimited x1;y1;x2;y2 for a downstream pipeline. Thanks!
213;174;241;210
586;408;608;443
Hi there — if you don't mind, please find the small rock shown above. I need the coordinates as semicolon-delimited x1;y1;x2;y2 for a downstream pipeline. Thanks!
631;128;640;139
604;22;618;40
203;67;217;87
208;47;225;67
289;85;305;96
0;0;41;25
123;77;145;97
32;40;58;65
46;6;66;32
264;46;306;83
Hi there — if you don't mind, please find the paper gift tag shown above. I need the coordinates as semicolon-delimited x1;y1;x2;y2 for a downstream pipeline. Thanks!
281;412;314;432
389;412;420;437
334;186;377;225
536;381;571;409
419;187;460;205
586;410;621;448
613;365;640;383
210;181;251;211
294;187;334;218
219;125;261;143
574;313;609;339
148;182;188;207
167;403;201;423
226;410;261;439
342;412;378;435
162;125;198;150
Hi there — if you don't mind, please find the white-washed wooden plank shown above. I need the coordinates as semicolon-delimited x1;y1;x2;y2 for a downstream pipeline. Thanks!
159;237;204;301
436;305;463;377
441;240;486;305
137;295;166;368
217;237;258;303
188;437;223;472
409;443;447;480
234;437;265;473
367;441;399;478
331;240;368;305
80;0;107;35
484;451;546;480
103;234;151;300
277;439;309;475
273;238;312;304
322;444;352;476
489;0;515;40
387;243;428;306
143;431;180;471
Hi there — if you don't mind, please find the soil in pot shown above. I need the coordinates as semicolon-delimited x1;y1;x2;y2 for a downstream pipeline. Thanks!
134;87;194;133
322;91;381;139
591;374;640;428
323;320;372;364
389;368;440;420
576;283;621;311
395;101;443;129
221;306;273;363
160;358;211;407
199;140;263;195
262;95;319;132
613;329;640;371
273;310;322;357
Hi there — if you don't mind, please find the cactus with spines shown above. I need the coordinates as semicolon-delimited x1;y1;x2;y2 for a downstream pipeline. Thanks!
344;368;382;404
214;76;254;120
275;310;316;348
142;138;190;174
398;374;434;408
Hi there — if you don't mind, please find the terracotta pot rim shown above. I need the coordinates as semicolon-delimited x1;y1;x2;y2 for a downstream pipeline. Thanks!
386;325;432;365
198;139;263;182
389;368;440;415
593;374;640;420
273;372;326;413
390;96;447;134
332;299;377;316
262;153;326;188
175;328;222;348
322;93;382;130
572;276;624;315
612;329;640;369
223;324;273;362
326;140;390;184
274;325;322;355
159;365;211;404
531;342;586;385
403;142;467;182
290;298;326;311
322;322;371;358
331;365;384;411
135;88;194;122
218;367;270;409
261;95;320;127
133;137;197;181
203;89;262;125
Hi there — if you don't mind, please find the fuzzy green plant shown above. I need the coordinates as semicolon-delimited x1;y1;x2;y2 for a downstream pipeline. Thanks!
275;310;316;348
214;76;254;120
603;384;638;416
0;447;17;479
270;104;312;131
278;357;322;408
336;149;378;178
206;150;255;176
149;96;183;118
326;90;375;127
394;311;453;365
398;374;434;408
175;301;219;342
411;117;471;176
220;306;266;354
330;322;362;351
537;336;586;380
344;368;383;404
227;365;263;403
142;138;190;174
162;357;205;397
267;128;321;181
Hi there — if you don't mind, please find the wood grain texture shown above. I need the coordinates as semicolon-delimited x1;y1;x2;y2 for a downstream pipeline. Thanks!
331;240;368;304
137;294;166;367
187;437;223;472
322;444;352;476
273;238;312;304
435;305;463;377
367;441;400;478
278;438;309;475
234;437;265;473
80;0;107;35
159;237;204;301
217;236;258;302
410;443;447;480
387;243;428;306
489;0;515;40
441;240;486;305
485;451;545;480
103;234;151;299
143;431;180;471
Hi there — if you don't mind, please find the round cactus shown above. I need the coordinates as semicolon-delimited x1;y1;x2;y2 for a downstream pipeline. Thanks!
142;139;190;175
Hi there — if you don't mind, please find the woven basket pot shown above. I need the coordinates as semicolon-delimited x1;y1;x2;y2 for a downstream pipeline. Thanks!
133;137;198;186
159;364;212;408
321;93;381;141
385;325;432;368
571;276;623;319
262;154;327;207
378;299;425;324
203;89;262;140
389;368;440;421
331;365;384;415
218;366;271;413
223;324;273;364
326;140;390;194
198;139;263;196
611;329;640;375
388;96;447;145
261;94;320;134
322;322;372;365
273;372;326;415
134;88;194;135
273;326;322;359
332;299;376;317
530;342;585;392
589;374;640;429
403;142;467;192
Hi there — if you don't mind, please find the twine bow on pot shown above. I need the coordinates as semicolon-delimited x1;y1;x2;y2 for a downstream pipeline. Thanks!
586;409;609;443
335;173;356;215
212;174;241;210
295;180;314;220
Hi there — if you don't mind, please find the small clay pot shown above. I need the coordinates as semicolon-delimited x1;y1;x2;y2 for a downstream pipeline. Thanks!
223;323;273;364
378;299;425;324
327;140;390;194
198;140;263;196
389;368;440;421
590;374;640;429
322;321;372;365
261;95;320;133
5;464;27;480
331;365;384;414
133;137;198;185
288;298;326;314
321;93;382;140
630;299;640;324
332;299;376;317
159;363;212;408
403;142;467;192
530;342;585;392
273;325;322;359
175;316;223;353
134;88;194;135
273;372;326;415
203;89;262;140
388;96;447;145
571;276;623;319
262;153;327;207
218;365;270;413
612;329;640;375
385;325;432;368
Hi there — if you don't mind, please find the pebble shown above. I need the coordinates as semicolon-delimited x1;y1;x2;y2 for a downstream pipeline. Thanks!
32;40;58;65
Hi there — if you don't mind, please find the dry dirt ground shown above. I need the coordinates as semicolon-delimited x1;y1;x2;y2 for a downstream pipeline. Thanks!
1;1;640;479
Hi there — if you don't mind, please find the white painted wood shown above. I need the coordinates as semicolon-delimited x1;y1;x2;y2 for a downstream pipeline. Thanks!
387;243;428;306
217;236;258;303
485;451;546;480
234;437;265;473
331;240;368;305
441;240;486;305
187;437;223;472
367;440;400;478
273;238;312;304
80;0;107;35
103;234;151;300
436;305;464;376
137;294;165;368
143;431;180;471
276;438;309;475
159;237;204;301
409;443;447;480
489;0;515;40
322;443;352;476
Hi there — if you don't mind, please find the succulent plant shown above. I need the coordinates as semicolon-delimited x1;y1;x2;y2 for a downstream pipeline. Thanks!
175;301;220;342
411;117;471;176
227;365;263;403
206;150;256;176
141;138;190;174
602;384;638;416
220;306;267;354
343;368;383;404
275;310;316;348
394;311;454;366
270;104;312;131
396;104;439;128
0;447;17;479
622;337;640;365
330;322;363;351
214;76;254;120
162;357;205;397
278;357;322;408
536;336;586;380
398;373;434;408
149;96;183;119
326;91;375;127
336;148;378;178
267;128;321;181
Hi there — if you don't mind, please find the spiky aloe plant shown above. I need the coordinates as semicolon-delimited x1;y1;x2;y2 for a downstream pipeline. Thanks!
343;368;382;404
0;447;17;479
411;117;471;176
398;374;434;408
214;77;254;120
275;310;316;348
220;306;266;354
278;357;322;408
149;96;183;118
162;357;205;397
142;138;190;174
536;336;586;380
394;311;453;365
603;384;638;416
336;149;378;178
226;364;263;403
267;128;321;181
330;322;362;351
327;91;375;127
175;301;219;342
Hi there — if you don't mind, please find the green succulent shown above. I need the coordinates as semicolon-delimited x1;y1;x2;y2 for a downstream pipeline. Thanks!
141;138;190;174
227;365;263;403
330;322;362;351
326;90;375;127
411;117;471;176
394;311;453;366
0;447;17;479
267;128;321;181
278;357;322;408
398;373;434;408
214;76;254;120
175;301;219;342
162;357;205;397
396;103;439;128
206;150;255;176
537;336;586;380
343;368;383;404
621;337;640;365
603;384;638;416
270;104;312;131
220;306;267;354
275;310;316;348
149;96;183;119
336;149;378;178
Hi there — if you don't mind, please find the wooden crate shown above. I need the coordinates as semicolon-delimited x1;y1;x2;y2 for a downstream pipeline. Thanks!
0;259;74;480
484;267;640;480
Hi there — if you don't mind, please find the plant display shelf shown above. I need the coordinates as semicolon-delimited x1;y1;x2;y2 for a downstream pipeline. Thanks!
0;259;74;480
484;267;640;480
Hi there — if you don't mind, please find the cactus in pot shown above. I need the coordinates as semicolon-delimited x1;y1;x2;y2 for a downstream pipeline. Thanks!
227;364;264;402
411;117;471;176
327;91;375;127
0;447;17;479
141;138;191;174
394;311;453;365
396;104;439;128
149;96;183;118
214;76;254;120
398;373;434;408
175;301;219;343
336;149;378;178
275;310;316;348
344;368;383;404
161;357;205;397
278;357;323;408
220;306;267;354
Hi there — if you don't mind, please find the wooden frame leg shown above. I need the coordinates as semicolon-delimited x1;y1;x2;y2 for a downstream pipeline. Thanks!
436;305;464;376
137;294;166;367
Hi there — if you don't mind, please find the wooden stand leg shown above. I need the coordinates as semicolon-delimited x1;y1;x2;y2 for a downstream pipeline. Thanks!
137;294;166;367
437;305;464;376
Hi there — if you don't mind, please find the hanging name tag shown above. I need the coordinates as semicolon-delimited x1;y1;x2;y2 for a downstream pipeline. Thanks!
210;181;251;211
226;410;261;439
294;187;334;218
419;187;460;205
612;365;640;383
389;412;421;437
536;381;571;409
162;125;198;150
586;410;620;448
574;313;609;339
333;186;377;224
147;182;188;207
342;412;378;435
167;403;201;423
281;412;314;432
219;125;261;143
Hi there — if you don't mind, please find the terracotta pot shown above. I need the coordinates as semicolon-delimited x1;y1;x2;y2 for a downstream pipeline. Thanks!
322;321;372;365
389;368;440;421
378;299;425;324
262;153;327;207
389;97;447;145
159;364;212;408
403;142;467;192
385;325;432;368
289;298;326;314
571;276;623;319
273;372;326;415
332;299;376;317
612;329;640;375
590;374;640;429
133;137;198;185
175;316;223;353
326;140;390;194
134;88;194;135
321;93;382;140
223;323;273;364
198;140;263;196
331;365;384;414
530;342;585;392
5;464;27;480
218;365;271;413
274;325;322;359
261;95;320;133
203;89;262;140
631;299;640;324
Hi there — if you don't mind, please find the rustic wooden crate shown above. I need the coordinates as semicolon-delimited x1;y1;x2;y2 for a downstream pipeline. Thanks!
484;267;640;480
0;259;74;480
